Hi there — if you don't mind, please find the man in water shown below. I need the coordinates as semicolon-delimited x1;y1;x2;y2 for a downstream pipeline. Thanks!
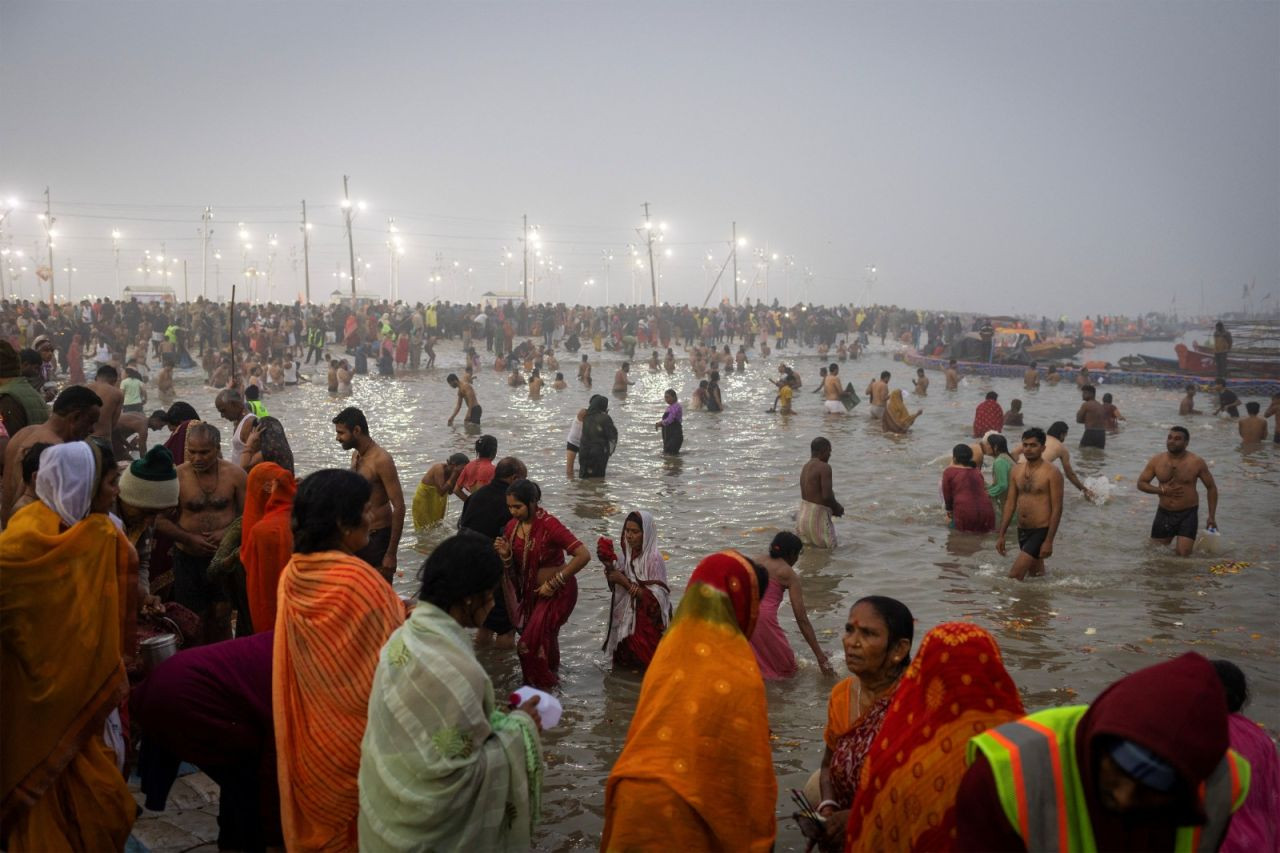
1;385;101;525
1179;383;1199;416
1212;379;1240;418
997;427;1063;580
613;362;634;394
796;436;844;548
1014;421;1093;498
1023;360;1040;390
333;406;406;582
821;362;845;414
87;364;125;454
446;373;481;426
578;354;592;386
155;421;246;643
1238;402;1268;443
1076;385;1107;449
867;371;891;419
912;367;929;396
1045;365;1061;385
1137;426;1218;556
945;359;960;391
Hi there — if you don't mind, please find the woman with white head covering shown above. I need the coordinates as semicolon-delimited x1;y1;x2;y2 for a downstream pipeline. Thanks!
35;440;118;528
599;510;671;671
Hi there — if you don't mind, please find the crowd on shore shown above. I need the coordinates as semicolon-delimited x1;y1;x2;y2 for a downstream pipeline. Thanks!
1;295;1277;853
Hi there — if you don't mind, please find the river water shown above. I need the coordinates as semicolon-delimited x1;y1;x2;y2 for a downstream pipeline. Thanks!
172;334;1277;851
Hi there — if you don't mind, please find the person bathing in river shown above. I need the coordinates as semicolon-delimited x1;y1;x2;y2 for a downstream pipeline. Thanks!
654;389;683;454
1003;397;1024;427
1102;392;1125;432
1077;384;1107;449
912;367;929;396
749;532;836;679
942;444;995;534
797;437;844;548
600;510;671;672
412;452;468;532
1239;401;1268;443
1179;383;1200;416
867;371;890;419
1137;426;1218;557
997;427;1063;581
881;389;922;434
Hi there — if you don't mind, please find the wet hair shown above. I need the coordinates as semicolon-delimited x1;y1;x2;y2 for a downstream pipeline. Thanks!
811;436;831;455
769;531;803;562
332;406;369;436
446;373;459;383
95;364;119;382
475;434;498;459
1103;393;1113;404
1211;659;1248;713
1046;421;1069;440
952;444;976;467
166;401;199;424
292;469;372;553
987;433;1010;456
829;363;838;373
417;534;502;611
447;452;469;467
1170;425;1190;440
852;595;915;675
985;391;998;401
1185;384;1197;394
187;421;221;446
493;456;527;481
1009;398;1022;411
555;372;564;381
621;362;630;371
506;478;541;507
1246;401;1260;415
51;385;103;416
1022;426;1048;446
245;384;262;401
710;370;720;382
1081;384;1096;398
665;388;677;400
880;371;891;380
21;442;53;485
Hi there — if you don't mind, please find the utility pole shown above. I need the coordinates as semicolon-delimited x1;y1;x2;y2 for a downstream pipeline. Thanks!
732;221;739;305
342;175;357;306
199;206;213;299
183;260;189;302
43;188;55;306
522;213;529;303
643;202;658;307
301;200;312;305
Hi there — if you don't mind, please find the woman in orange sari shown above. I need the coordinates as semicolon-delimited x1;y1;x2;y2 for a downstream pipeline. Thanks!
846;622;1025;851
241;462;296;631
602;551;776;853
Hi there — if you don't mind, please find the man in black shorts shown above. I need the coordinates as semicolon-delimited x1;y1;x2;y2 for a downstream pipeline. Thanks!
997;427;1065;581
1076;385;1107;449
1136;426;1218;556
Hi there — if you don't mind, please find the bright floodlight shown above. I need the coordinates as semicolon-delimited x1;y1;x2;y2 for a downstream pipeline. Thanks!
664;248;673;257
659;222;668;232
357;201;367;211
771;253;779;261
239;229;250;240
5;197;17;208
112;229;121;239
48;228;58;238
737;237;747;247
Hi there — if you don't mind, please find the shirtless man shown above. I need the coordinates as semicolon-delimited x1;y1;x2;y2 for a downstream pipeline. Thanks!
912;367;929;396
613;362;634;394
1212;379;1241;418
1076;385;1107;449
1045;365;1061;385
1238;402;1269;443
336;360;353;395
945;359;960;391
87;364;125;455
327;359;339;394
528;368;544;399
156;360;175;401
1023;361;1040;390
1013;421;1093;498
796;436;844;548
867;371;891;419
333;406;405;582
821;363;845;414
1137;426;1218;556
578;354;592;387
997;427;1063;580
1;386;102;525
1179;384;1200;416
446;373;481;426
1075;367;1091;389
155;421;246;643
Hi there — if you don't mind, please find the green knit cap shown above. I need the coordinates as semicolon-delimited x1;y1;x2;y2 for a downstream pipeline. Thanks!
119;446;180;510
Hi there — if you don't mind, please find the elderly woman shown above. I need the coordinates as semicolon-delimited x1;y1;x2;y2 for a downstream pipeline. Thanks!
1;441;135;850
493;479;590;689
600;510;671;671
273;469;406;852
578;394;618;478
804;596;915;851
881;389;922;434
359;535;546;852
602;551;776;852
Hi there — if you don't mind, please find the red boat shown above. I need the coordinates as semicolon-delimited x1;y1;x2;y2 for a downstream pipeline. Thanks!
1178;343;1280;378
1175;344;1215;374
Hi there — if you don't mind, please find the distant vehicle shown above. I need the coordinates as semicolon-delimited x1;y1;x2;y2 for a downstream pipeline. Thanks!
122;285;176;304
481;291;526;310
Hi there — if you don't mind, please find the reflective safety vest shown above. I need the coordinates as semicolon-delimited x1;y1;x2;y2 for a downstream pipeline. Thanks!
967;706;1250;853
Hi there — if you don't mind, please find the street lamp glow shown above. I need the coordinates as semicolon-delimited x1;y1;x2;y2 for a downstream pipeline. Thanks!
771;253;779;261
664;248;673;258
111;229;122;239
357;201;367;212
737;237;748;247
340;199;352;209
238;227;250;240
5;197;17;208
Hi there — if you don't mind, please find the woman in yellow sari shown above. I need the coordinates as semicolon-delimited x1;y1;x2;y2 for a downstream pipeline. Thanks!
882;389;923;434
601;550;776;852
1;440;135;851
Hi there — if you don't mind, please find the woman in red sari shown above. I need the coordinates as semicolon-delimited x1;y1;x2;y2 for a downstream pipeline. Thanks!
493;479;589;690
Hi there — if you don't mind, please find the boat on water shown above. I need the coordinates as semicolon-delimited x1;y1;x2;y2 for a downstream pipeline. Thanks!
1182;323;1280;378
1117;354;1180;371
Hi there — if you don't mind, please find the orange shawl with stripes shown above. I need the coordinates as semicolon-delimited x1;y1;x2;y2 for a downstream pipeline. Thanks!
847;622;1024;852
242;463;296;632
272;550;404;852
602;551;776;852
0;502;135;851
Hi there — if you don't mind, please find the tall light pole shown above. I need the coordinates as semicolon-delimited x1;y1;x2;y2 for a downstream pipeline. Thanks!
300;200;312;305
61;259;77;298
40;188;56;306
267;234;279;303
213;250;222;302
111;229;122;298
199;206;213;299
0;196;17;300
641;203;659;308
601;249;613;306
341;175;361;306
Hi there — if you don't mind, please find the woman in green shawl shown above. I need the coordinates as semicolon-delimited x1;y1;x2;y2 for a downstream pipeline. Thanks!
578;394;618;478
358;535;546;853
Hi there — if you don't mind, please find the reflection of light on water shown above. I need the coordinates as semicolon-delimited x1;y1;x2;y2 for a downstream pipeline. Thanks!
169;338;1279;851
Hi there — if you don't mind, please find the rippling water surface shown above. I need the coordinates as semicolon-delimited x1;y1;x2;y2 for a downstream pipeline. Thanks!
174;336;1278;851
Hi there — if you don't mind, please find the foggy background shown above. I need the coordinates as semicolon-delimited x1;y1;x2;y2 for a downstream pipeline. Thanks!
1;1;1276;316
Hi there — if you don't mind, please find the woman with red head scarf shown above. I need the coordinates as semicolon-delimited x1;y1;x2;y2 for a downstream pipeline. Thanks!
241;462;297;631
601;551;776;853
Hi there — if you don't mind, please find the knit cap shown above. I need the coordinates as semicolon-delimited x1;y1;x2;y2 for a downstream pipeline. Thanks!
119;446;180;509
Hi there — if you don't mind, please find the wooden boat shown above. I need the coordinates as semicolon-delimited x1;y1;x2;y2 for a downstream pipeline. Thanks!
1118;354;1180;371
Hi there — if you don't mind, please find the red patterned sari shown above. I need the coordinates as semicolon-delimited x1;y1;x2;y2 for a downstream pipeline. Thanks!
502;508;583;690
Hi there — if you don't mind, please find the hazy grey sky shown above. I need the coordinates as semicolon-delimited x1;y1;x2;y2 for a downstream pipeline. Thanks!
2;1;1276;316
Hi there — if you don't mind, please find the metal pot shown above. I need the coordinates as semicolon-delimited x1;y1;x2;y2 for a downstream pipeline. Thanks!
139;633;179;671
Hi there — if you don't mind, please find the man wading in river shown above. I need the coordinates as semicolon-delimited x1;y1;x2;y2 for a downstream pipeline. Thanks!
997;427;1063;581
1136;426;1218;557
796;437;844;548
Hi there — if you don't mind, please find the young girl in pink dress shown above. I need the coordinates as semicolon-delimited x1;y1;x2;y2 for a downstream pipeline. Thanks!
748;532;836;680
